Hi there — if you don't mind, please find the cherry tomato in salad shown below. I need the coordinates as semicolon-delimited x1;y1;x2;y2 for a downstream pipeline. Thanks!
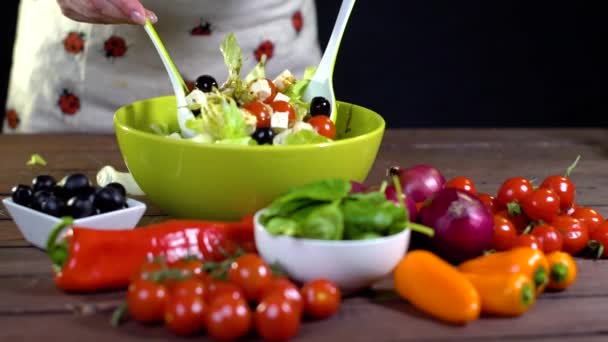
164;294;206;336
205;294;253;340
307;115;336;140
540;175;575;211
477;193;497;214
513;234;543;251
259;277;303;314
570;206;604;235
260;79;278;104
205;280;245;304
300;279;341;320
496;177;534;210
490;214;517;251
244;101;271;128
530;224;563;253
521;187;560;223
270;100;296;127
445;176;476;194
228;253;272;302
255;293;301;342
589;221;608;258
127;279;169;323
551;215;589;255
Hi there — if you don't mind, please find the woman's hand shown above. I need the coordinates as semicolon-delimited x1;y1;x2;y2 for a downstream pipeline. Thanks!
56;0;157;25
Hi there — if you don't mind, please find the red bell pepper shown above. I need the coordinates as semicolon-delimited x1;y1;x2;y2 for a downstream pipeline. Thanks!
47;216;255;293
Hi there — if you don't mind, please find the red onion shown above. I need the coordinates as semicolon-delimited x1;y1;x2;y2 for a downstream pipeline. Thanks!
349;180;368;194
392;164;446;203
419;188;494;264
385;185;418;222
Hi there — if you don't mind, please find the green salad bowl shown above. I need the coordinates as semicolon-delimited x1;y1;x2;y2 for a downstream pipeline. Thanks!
114;96;385;221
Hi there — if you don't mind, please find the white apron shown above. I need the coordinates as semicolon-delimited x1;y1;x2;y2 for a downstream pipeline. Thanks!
4;0;321;133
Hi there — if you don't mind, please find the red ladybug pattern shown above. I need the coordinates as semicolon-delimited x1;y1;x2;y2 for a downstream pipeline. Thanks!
58;89;80;115
292;10;303;34
104;36;128;58
190;19;212;36
5;109;19;129
63;32;85;55
255;40;274;62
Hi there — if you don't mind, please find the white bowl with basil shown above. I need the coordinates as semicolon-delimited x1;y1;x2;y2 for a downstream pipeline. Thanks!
253;178;433;292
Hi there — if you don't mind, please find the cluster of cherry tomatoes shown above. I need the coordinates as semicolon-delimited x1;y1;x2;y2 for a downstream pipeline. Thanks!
443;157;608;258
117;253;341;341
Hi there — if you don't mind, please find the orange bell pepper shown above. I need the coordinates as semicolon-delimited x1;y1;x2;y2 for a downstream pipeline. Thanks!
546;251;577;290
463;272;535;316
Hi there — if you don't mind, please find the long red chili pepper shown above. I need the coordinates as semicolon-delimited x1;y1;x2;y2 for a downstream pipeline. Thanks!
47;215;255;292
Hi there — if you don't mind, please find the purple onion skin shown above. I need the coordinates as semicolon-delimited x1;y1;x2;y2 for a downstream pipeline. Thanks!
397;164;446;203
419;188;494;264
385;185;418;222
349;180;368;194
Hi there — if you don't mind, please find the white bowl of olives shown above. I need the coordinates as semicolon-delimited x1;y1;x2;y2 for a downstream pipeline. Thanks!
2;173;146;250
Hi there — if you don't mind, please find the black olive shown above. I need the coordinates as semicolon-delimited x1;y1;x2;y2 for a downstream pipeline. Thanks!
11;185;33;207
195;75;218;92
40;195;66;217
67;194;96;219
31;190;53;211
94;187;126;213
252;127;275;145
63;173;91;198
32;175;56;193
310;96;331;117
105;182;127;198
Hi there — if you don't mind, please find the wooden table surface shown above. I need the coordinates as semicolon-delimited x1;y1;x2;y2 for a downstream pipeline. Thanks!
2;129;608;341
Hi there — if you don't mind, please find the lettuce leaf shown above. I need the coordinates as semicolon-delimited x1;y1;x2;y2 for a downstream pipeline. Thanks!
218;33;252;105
284;130;331;145
284;66;316;120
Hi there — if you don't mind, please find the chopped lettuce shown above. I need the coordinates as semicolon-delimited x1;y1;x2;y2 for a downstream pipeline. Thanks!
285;130;331;145
284;66;316;120
219;33;253;105
26;153;47;166
244;54;267;85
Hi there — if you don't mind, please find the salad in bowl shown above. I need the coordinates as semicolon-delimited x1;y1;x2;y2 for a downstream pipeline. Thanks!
154;33;335;146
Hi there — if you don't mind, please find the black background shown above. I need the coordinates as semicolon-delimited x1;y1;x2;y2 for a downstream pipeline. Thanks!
2;1;607;130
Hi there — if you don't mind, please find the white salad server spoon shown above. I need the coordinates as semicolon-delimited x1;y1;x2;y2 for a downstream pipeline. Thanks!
303;0;356;123
143;20;198;138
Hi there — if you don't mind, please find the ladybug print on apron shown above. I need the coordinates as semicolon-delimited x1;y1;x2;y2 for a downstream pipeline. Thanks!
104;36;128;58
292;10;303;34
5;109;19;130
255;40;274;62
190;19;212;36
63;32;85;55
58;89;81;115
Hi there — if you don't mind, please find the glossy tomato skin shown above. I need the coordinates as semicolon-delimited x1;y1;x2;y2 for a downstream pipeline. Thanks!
228;253;273;302
170;278;206;299
590;221;608;258
540;175;575;211
307;115;336;140
205;280;245;304
205;294;253;340
127;279;169;323
300;279;341;320
513;234;543;251
570;206;604;235
255;293;301;342
164;295;206;336
270;101;296;127
552;215;589;255
490;214;517;251
445;177;477;194
521;188;561;223
530;224;563;253
496;209;529;232
244;101;271;128
496;177;534;209
259;277;303;314
477;193;497;214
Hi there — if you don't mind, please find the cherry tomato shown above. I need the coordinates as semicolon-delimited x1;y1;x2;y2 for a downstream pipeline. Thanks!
589;221;608;258
530;224;563;253
259;277;303;314
307;115;336;140
127;279;169;323
169;257;207;282
477;193;497;214
205;280;245;304
540;175;575;211
570;206;604;235
490;214;517;251
496;177;534;209
244;101;272;128
300;279;341;320
496;209;529;232
255;293;301;342
521;187;560;223
552;215;589;255
445;176;476;194
228;253;272;302
205;294;252;340
566;204;579;216
260;79;278;104
513;234;543;251
270;100;296;127
170;278;206;300
164;294;206;336
131;258;166;282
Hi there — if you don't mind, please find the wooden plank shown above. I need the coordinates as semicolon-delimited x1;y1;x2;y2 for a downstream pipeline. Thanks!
1;296;608;341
